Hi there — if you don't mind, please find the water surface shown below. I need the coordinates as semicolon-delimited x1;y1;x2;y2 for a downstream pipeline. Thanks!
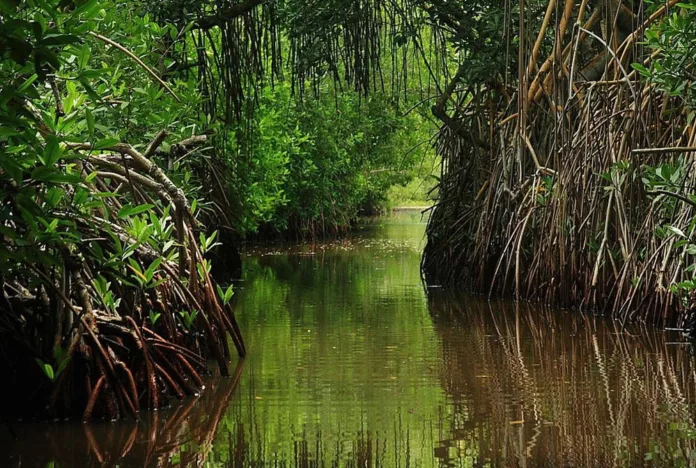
3;210;696;467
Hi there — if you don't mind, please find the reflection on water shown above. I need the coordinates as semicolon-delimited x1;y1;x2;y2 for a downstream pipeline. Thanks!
3;210;696;467
428;294;696;467
1;362;243;467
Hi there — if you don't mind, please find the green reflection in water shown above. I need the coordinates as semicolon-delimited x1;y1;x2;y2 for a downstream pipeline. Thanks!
222;210;450;466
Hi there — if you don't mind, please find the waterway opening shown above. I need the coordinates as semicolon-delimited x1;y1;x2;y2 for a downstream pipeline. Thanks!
3;210;696;466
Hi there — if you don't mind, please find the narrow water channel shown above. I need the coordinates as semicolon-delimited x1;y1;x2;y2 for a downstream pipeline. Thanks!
3;210;696;467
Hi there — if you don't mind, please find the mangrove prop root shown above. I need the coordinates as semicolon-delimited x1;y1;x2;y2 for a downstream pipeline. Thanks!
1;132;243;420
424;0;696;325
83;375;106;421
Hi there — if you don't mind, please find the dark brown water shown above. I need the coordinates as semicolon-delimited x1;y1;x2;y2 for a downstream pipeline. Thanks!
3;210;696;467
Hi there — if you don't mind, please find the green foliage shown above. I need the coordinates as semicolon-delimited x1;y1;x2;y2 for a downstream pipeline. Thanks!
1;1;91;275
199;230;220;254
420;0;513;82
0;0;440;417
217;283;234;306
0;1;240;411
178;309;198;330
149;310;162;325
635;2;696;109
35;343;70;382
386;167;438;208
640;158;696;302
35;359;56;382
234;82;434;236
0;0;205;280
135;0;444;238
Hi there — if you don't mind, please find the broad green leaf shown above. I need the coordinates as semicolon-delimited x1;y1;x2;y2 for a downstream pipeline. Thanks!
31;166;81;184
41;135;63;166
85;108;94;138
17;73;38;93
40;34;80;46
667;225;686;238
118;203;155;219
145;257;163;282
93;138;119;150
77;43;91;70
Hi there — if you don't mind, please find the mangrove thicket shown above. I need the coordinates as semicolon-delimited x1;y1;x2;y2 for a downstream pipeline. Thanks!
3;0;696;421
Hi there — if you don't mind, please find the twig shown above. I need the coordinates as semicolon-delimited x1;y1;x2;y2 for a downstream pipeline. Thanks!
633;147;696;155
647;190;696;209
88;32;181;102
145;130;170;158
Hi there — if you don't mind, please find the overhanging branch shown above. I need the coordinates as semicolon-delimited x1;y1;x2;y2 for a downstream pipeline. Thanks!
192;0;267;30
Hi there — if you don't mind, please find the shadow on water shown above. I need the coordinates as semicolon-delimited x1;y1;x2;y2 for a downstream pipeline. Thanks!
3;210;696;467
0;361;244;467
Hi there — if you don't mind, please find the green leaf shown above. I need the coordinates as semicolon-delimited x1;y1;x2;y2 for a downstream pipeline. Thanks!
118;203;155;218
41;110;57;133
149;278;167;289
77;43;91;71
667;225;686;238
85;108;94;138
17;73;38;93
93;138;119;150
72;0;100;18
41;135;63;166
0;153;25;182
40;34;80;46
31;166;81;184
43;363;54;381
73;187;89;206
217;284;235;305
128;258;145;277
631;63;650;77
44;186;64;207
36;47;61;72
35;359;55;381
80;68;110;79
0;0;20;14
144;257;163;282
78;77;100;101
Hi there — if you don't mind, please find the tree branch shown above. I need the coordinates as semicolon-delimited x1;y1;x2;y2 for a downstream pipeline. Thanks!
192;0;267;30
88;32;181;103
647;190;696;209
